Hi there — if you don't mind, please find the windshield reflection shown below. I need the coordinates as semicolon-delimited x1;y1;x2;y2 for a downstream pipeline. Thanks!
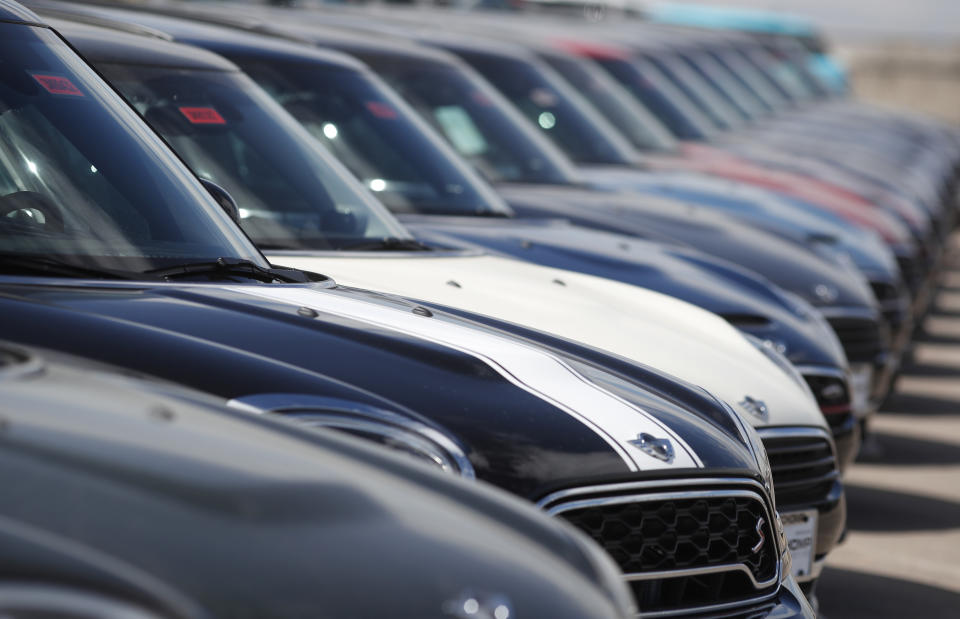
231;59;511;217
0;24;262;274
98;63;411;250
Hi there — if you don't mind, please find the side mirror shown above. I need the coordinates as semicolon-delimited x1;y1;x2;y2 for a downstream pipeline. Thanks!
199;178;240;225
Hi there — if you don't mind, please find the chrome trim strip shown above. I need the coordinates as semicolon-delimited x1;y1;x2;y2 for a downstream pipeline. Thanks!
537;477;769;511
541;483;783;617
543;488;766;519
624;562;775;590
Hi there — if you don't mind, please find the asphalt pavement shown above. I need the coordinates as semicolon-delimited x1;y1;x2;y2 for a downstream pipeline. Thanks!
818;236;960;618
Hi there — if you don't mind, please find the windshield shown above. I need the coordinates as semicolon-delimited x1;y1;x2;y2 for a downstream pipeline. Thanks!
596;56;717;141
678;50;767;121
742;46;814;102
710;48;785;111
97;63;412;250
457;51;639;166
642;52;743;131
224;58;509;218
0;24;262;273
367;58;581;186
539;51;679;153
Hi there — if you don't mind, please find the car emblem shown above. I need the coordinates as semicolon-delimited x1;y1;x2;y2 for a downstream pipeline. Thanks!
628;432;675;463
813;284;839;303
739;396;769;421
752;517;767;554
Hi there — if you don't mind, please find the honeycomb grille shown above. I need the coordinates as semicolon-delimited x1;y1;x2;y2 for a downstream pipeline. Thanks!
552;492;779;615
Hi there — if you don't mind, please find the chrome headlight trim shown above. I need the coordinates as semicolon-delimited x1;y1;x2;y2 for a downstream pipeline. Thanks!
228;393;475;479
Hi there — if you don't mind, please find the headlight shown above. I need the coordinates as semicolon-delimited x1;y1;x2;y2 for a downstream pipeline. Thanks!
228;394;474;478
744;334;815;401
564;523;637;619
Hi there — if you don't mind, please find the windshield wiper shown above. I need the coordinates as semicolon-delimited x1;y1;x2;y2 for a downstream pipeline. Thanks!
0;254;138;280
143;257;302;283
339;237;432;252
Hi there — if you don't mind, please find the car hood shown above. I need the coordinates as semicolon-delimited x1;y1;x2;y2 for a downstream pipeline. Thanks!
578;165;904;278
0;277;760;497
642;153;916;245
396;214;847;369
0;344;627;619
496;182;880;311
266;251;828;431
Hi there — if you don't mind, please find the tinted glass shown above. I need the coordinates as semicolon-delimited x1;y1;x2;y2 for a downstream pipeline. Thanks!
710;48;784;111
541;52;678;153
679;51;766;120
0;25;261;273
596;56;716;141
233;59;510;217
460;52;639;166
370;59;580;185
643;53;743;130
99;63;410;250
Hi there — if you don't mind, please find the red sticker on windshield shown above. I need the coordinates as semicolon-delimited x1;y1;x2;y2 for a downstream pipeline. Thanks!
31;74;84;97
365;101;398;119
471;91;493;107
179;106;226;125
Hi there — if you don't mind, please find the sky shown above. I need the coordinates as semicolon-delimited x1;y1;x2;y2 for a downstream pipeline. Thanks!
658;0;960;40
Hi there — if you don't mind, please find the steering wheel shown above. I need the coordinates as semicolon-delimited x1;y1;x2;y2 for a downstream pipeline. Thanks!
0;191;67;233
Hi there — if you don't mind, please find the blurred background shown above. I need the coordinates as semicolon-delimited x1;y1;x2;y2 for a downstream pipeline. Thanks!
665;0;960;123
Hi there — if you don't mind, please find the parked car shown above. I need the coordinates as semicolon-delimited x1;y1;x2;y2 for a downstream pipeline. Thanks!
165;12;889;421
0;341;640;619
0;5;815;616
50;7;859;462
34;7;847;599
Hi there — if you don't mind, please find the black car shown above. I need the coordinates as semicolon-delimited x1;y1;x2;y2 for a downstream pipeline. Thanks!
35;3;846;599
0;5;811;616
0;341;639;619
47;8;860;472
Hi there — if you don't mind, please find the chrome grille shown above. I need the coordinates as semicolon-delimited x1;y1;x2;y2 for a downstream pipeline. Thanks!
540;482;780;617
760;429;839;509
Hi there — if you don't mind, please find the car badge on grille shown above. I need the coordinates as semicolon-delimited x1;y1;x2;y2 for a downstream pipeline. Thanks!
752;517;767;554
628;432;675;463
739;396;769;421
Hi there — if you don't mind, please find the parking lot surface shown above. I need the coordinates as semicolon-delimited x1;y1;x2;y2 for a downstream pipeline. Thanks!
819;235;960;618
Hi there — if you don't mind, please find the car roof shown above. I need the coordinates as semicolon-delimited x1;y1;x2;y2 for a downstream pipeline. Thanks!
47;16;239;72
32;0;368;72
0;0;43;25
251;19;463;69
